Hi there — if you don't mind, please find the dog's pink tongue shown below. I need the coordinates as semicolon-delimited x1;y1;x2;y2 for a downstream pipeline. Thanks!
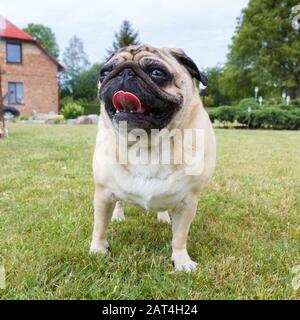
113;91;142;112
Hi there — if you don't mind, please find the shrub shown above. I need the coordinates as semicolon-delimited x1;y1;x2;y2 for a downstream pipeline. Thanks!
239;108;283;129
206;108;219;123
60;96;100;116
268;96;282;106
61;103;84;119
238;98;261;110
291;108;300;116
20;115;29;121
235;109;250;126
289;99;300;108
215;106;237;124
273;101;300;113
275;103;291;111
247;108;299;130
53;115;64;124
285;113;300;130
206;99;300;130
60;96;74;109
81;101;100;115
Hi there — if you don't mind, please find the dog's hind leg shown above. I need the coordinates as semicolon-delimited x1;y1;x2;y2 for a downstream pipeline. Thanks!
157;211;171;224
112;201;125;222
90;184;115;254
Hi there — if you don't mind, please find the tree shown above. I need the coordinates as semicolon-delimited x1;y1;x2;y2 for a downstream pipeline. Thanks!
107;20;140;55
23;23;60;58
222;0;300;101
219;63;255;104
201;66;230;107
73;63;102;101
61;35;90;95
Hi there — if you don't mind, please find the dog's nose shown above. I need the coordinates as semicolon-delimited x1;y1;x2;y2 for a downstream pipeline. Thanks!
117;68;135;82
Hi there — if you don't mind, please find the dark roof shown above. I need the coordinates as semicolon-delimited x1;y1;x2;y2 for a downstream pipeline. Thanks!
0;16;64;72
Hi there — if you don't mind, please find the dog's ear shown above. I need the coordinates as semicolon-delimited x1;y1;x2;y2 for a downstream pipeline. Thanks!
169;48;208;86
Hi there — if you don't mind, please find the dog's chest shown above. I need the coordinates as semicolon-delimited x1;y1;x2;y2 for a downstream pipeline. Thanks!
97;163;195;211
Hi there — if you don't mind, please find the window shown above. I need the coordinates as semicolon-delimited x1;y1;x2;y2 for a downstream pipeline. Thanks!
6;42;22;64
8;83;24;104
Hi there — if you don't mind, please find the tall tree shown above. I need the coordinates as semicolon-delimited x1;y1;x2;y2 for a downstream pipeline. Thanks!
107;20;140;55
222;0;300;101
61;35;90;95
201;66;230;107
73;63;102;101
23;23;60;58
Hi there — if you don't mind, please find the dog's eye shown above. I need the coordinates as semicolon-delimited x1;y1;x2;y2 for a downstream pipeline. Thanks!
99;69;111;82
150;69;166;78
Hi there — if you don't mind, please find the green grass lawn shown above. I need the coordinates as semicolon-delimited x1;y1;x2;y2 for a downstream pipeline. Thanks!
0;124;300;300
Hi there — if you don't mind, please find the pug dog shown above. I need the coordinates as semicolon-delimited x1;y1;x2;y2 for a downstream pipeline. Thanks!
90;45;216;272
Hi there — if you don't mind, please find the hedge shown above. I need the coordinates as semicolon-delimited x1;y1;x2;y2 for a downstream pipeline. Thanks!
60;97;100;115
207;99;300;130
81;102;100;115
61;103;84;120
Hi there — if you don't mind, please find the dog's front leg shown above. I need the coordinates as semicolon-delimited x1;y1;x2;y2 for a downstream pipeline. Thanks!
171;193;198;272
90;184;115;254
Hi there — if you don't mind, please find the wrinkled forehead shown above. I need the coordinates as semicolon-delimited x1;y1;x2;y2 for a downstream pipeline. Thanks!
105;45;177;69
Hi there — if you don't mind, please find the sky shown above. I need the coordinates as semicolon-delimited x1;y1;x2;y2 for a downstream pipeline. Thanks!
0;0;249;68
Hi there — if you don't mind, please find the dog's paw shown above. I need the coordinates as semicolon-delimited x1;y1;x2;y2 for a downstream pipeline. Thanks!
172;249;197;272
172;260;198;272
111;214;125;222
157;211;171;224
89;240;109;254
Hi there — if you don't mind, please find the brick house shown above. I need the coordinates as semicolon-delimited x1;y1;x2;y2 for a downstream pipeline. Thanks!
0;16;64;115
